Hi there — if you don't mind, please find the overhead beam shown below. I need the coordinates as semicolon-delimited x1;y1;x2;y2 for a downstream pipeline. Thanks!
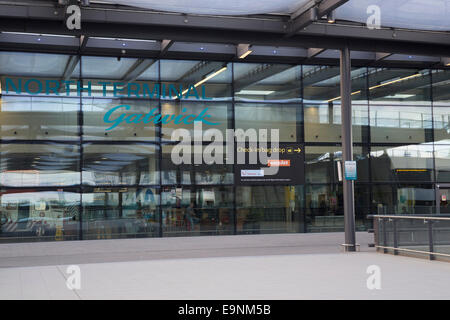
121;58;156;83
0;2;449;57
160;39;174;57
286;0;349;37
79;35;88;52
375;52;393;61
307;47;326;59
62;55;79;81
177;61;225;84
234;64;292;92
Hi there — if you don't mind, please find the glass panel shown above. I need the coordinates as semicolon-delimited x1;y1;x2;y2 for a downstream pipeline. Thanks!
161;186;234;236
355;183;371;231
369;68;432;143
161;101;230;142
0;143;80;187
82;98;157;141
432;69;450;141
305;146;369;183
370;144;434;182
0;189;80;243
372;184;435;214
160;60;231;101
234;64;301;102
370;105;433;143
0;52;80;141
0;95;79;140
303;66;367;102
82;187;159;240
162;144;192;185
236;186;303;234
194;146;233;185
235;103;302;142
305;184;343;232
82;144;159;186
304;103;368;143
433;219;450;256
0;52;73;78
369;68;431;103
81;56;139;80
434;144;450;182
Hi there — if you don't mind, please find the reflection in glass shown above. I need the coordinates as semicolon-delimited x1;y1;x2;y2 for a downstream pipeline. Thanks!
161;101;230;142
82;187;159;240
160;60;232;101
162;145;192;185
305;146;369;183
236;186;303;234
434;144;450;182
370;144;434;182
0;96;79;140
82;98;157;141
304;103;368;142
82;144;158;186
0;189;80;242
234;64;301;102
372;184;435;214
235;103;301;142
0;143;80;187
161;187;233;236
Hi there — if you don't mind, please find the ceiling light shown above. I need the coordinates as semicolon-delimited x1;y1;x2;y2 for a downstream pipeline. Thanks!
237;90;275;95
327;90;361;103
369;73;421;90
327;11;335;23
179;66;228;97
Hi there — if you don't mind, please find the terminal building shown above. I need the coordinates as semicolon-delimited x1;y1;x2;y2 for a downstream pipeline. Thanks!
0;0;449;242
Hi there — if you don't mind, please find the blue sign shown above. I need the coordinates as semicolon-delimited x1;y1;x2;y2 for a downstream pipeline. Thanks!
344;161;357;181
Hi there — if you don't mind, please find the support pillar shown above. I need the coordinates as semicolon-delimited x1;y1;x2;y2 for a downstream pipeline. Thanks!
340;45;357;252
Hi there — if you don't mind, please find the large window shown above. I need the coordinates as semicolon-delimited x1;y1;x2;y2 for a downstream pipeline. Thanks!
1;50;448;242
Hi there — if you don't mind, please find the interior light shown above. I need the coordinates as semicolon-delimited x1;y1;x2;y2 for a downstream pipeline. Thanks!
327;90;361;103
178;66;228;97
239;50;253;59
237;90;275;95
327;11;335;23
369;73;421;90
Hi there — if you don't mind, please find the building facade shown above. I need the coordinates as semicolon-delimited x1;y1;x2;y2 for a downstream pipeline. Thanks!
0;50;449;242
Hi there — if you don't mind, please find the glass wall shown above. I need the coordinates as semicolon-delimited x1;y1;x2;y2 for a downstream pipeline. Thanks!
0;50;448;242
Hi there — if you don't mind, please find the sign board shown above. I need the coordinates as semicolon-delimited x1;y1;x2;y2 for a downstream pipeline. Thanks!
235;143;304;185
344;161;357;181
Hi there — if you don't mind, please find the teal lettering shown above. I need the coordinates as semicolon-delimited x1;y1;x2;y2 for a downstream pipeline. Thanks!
104;104;130;130
25;79;42;95
143;84;160;99
185;85;199;99
5;78;21;94
46;80;60;95
127;83;140;98
201;85;212;100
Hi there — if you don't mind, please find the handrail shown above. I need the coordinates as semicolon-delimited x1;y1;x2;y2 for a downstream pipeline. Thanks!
369;214;450;261
370;215;450;221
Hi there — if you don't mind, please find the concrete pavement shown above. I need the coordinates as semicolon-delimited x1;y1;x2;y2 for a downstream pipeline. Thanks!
0;232;449;300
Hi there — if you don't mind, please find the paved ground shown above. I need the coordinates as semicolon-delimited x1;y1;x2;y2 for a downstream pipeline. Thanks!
0;232;449;300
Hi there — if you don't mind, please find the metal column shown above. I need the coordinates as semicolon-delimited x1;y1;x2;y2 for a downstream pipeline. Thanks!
340;46;356;251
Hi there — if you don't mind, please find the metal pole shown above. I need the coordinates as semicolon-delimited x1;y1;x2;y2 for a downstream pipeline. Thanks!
340;45;356;251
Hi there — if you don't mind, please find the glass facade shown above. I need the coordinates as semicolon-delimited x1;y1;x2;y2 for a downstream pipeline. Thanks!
0;51;449;242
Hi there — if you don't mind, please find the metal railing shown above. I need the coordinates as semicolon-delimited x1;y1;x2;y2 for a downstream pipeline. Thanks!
370;215;450;261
